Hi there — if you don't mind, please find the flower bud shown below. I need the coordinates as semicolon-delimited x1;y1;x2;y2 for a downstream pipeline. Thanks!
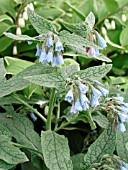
13;46;18;55
111;20;116;29
44;106;49;115
23;11;28;20
16;27;22;35
122;14;127;22
29;3;34;11
18;18;25;27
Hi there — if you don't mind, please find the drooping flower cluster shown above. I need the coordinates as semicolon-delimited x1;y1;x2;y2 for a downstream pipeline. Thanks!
118;160;128;170
65;78;109;114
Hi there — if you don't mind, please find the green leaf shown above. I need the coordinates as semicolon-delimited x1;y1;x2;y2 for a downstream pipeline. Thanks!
120;27;128;46
0;63;54;98
92;111;109;128
0;14;13;23
0;58;6;83
0;124;11;138
71;153;84;170
71;64;112;80
85;12;95;29
0;22;13;37
24;72;66;93
0;112;41;152
0;160;15;170
41;130;73;170
93;53;112;62
116;123;128;162
0;36;13;52
61;21;87;37
4;56;33;75
4;32;38;42
58;64;80;79
59;31;100;53
82;125;116;169
103;0;118;13
27;8;57;35
0;135;28;165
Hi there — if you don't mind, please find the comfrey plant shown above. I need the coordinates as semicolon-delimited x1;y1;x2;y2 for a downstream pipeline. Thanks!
0;9;127;170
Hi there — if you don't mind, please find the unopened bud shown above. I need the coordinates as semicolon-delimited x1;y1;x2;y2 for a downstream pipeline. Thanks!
29;3;34;11
16;27;22;35
13;46;18;55
101;27;107;35
44;106;49;115
111;20;116;29
18;18;25;27
122;14;127;22
23;11;28;20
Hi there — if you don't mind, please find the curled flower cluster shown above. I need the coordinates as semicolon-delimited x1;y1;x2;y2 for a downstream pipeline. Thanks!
65;79;109;114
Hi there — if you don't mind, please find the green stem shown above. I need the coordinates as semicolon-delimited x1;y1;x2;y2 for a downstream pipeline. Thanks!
12;94;47;123
54;100;60;130
11;142;43;157
54;117;77;132
46;88;56;130
86;110;96;130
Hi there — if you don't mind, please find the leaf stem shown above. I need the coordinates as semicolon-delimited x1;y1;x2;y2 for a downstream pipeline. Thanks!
86;110;96;130
12;94;47;123
46;88;56;130
54;100;60;130
11;142;43;157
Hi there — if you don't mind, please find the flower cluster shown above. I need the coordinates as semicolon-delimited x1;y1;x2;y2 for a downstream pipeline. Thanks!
36;32;64;67
118;160;128;170
65;78;109;114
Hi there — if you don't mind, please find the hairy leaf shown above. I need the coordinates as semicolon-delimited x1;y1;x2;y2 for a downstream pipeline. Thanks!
71;153;84;170
41;131;73;170
0;135;28;165
0;112;41;152
85;12;95;29
0;58;6;83
0;63;54;98
93;53;112;62
27;8;57;35
82;125;116;169
0;124;11;138
116;123;128;162
71;64;112;80
0;160;15;170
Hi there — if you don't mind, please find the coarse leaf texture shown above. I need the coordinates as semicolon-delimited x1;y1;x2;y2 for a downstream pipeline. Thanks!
0;63;54;98
27;8;57;35
92;53;112;62
71;64;112;80
71;153;84;170
0;135;28;165
62;21;87;37
85;12;95;29
82;124;116;169
4;32;38;42
0;111;41;151
103;0;118;13
116;123;128;162
41;130;73;170
0;58;6;83
0;124;11;138
0;160;15;170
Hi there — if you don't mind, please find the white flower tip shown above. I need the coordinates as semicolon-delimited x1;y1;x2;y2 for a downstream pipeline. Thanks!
13;46;18;55
16;27;22;35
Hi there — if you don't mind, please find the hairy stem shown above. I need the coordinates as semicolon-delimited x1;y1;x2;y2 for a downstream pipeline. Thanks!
54;100;60;130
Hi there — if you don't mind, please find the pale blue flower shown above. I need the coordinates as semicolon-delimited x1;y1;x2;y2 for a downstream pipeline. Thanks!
117;96;124;103
97;34;107;48
55;40;64;52
88;48;97;57
94;80;102;85
92;87;102;98
56;54;64;65
27;41;32;45
46;36;53;47
36;44;42;57
118;113;127;123
46;51;53;63
99;86;109;97
65;89;74;103
121;106;128;114
74;99;83;113
79;83;88;94
95;48;99;55
80;93;89;110
124;163;128;169
30;112;37;121
52;57;58;67
39;50;47;63
120;166;127;170
118;123;126;133
91;95;100;107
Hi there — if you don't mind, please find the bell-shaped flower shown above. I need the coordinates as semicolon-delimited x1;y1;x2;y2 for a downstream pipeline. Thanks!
27;41;32;45
65;89;74;103
92;87;102;98
52;57;58;67
80;93;89;110
79;83;88;94
97;33;107;48
94;80;102;85
90;95;100;107
36;44;42;57
56;54;64;65
124;163;128;169
74;99;83;113
117;96;124;103
46;51;53;63
30;112;37;122
88;48;97;57
55;40;64;52
39;50;47;63
121;106;128;114
99;86;109;97
120;166;127;170
95;48;99;55
118;123;126;133
46;35;53;47
118;113;127;123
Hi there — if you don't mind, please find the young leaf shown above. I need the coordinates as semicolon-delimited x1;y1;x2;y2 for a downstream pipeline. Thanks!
0;58;6;83
0;135;28;165
4;32;38;42
71;64;112;80
41;130;73;170
85;12;95;29
116;123;128;162
27;8;57;35
0;63;54;98
82;124;116;169
0;112;41;152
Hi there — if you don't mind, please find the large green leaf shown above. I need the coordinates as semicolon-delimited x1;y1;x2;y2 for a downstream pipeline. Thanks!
85;12;95;29
103;0;118;13
0;36;13;52
0;58;6;83
116;123;128;162
0;159;15;170
71;64;112;80
0;135;28;165
0;63;54;98
27;8;57;35
82;125;116;169
41;130;73;170
120;27;128;46
0;112;41;152
71;153;84;170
